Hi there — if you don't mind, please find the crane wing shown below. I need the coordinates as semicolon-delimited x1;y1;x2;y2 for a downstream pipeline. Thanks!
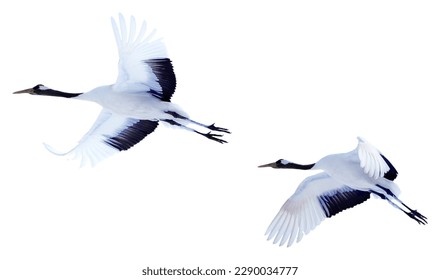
266;172;370;247
44;109;158;166
111;14;176;101
357;137;395;179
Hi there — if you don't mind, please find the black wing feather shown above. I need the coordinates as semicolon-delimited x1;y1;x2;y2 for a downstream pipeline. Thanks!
146;58;176;102
105;119;159;151
318;188;371;218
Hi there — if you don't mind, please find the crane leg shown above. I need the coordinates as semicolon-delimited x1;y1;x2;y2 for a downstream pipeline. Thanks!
161;119;227;144
370;190;427;225
376;185;427;224
164;111;230;134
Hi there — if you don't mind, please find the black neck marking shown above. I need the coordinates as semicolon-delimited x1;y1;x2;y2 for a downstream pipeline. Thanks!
37;89;82;98
276;160;315;170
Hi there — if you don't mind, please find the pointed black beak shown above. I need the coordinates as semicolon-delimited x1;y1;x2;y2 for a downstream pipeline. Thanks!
13;87;34;94
258;161;279;168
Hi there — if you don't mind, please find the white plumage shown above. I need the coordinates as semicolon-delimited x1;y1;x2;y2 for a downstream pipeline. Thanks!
259;137;427;247
357;137;390;179
111;14;166;93
14;14;229;166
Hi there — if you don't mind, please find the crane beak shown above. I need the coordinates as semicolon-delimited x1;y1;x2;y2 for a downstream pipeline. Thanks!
13;87;34;94
258;161;278;168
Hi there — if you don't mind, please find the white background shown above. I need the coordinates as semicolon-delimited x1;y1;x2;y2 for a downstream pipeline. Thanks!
0;0;438;279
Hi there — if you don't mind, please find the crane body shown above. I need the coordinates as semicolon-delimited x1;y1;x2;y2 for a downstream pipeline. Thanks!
259;137;427;247
14;14;229;166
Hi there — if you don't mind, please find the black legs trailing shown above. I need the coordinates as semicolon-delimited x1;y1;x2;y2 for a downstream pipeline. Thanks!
162;111;230;144
373;186;428;225
206;123;230;134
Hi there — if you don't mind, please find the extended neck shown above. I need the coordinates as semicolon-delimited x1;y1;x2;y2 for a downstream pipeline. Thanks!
281;161;315;170
259;159;315;170
38;89;82;98
14;85;83;98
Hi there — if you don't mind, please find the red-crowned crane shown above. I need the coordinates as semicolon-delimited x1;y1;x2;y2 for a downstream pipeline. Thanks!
14;14;229;166
259;137;427;247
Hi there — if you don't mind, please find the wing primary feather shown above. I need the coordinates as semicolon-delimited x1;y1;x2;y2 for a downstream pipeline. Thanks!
271;212;288;240
273;215;289;244
119;14;127;46
364;151;372;177
359;146;366;168
268;212;288;241
128;16;136;44
133;20;147;46
299;204;308;236
303;203;313;234
287;217;299;247
111;17;122;51
370;152;379;178
308;201;318;228
296;214;304;243
310;201;323;229
265;210;282;236
279;214;294;246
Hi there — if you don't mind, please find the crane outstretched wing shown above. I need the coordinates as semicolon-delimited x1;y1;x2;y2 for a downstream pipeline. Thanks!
111;14;176;101
266;172;370;247
44;109;158;166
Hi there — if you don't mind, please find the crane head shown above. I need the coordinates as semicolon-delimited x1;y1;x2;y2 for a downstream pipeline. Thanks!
13;84;82;98
259;159;285;168
13;84;50;95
